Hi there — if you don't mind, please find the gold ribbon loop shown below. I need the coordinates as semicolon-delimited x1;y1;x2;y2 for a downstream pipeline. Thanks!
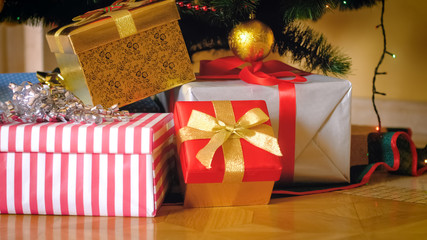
196;130;231;169
236;107;270;128
178;102;282;177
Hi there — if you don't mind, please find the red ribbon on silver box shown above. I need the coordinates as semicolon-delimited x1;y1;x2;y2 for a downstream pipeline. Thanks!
197;56;310;184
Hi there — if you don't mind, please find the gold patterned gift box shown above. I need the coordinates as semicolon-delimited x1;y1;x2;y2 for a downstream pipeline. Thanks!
46;0;195;108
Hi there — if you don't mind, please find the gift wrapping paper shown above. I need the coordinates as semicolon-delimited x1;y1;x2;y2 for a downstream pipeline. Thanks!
175;75;352;185
0;113;175;217
46;0;195;108
174;100;282;207
174;100;282;184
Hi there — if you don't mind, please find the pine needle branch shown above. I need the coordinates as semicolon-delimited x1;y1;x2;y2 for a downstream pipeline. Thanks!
274;23;351;76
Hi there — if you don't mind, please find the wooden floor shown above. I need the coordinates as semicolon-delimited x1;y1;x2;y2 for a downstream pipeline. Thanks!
1;170;427;240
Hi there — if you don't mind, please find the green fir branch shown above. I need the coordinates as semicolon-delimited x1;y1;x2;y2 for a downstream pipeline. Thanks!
337;0;379;10
257;0;380;23
209;0;258;25
277;0;338;22
274;23;351;76
178;8;230;57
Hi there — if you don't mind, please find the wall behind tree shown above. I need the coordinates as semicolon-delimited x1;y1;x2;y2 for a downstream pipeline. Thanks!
0;23;47;73
305;0;427;102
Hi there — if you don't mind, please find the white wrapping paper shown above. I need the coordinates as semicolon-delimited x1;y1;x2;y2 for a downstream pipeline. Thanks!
175;75;352;185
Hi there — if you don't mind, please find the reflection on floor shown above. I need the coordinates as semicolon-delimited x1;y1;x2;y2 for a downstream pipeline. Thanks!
1;170;427;240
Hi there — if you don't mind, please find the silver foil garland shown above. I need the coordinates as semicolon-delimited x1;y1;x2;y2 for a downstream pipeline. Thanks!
0;81;130;124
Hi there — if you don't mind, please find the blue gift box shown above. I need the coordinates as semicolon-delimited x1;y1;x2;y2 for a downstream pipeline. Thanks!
0;73;39;102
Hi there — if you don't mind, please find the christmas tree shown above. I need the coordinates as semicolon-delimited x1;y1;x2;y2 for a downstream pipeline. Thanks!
0;0;380;75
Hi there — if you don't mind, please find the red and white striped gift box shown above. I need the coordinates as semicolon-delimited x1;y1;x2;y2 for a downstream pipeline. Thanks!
0;113;175;217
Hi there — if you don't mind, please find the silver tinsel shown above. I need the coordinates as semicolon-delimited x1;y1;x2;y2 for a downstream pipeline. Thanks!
0;81;130;124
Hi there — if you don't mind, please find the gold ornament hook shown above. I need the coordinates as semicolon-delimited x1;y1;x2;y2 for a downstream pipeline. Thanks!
249;12;256;20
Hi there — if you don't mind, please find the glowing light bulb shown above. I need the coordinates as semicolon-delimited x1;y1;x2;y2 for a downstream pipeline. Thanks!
375;126;380;131
343;1;347;4
424;159;427;165
386;51;396;59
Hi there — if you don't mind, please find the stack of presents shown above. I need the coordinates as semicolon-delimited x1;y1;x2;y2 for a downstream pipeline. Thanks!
0;0;353;217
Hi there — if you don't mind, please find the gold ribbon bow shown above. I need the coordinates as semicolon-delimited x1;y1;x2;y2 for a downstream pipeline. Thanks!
36;70;64;87
54;0;153;53
179;101;282;183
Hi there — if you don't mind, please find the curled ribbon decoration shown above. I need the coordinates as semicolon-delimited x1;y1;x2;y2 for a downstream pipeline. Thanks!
72;0;155;22
54;0;154;53
72;0;127;22
197;57;310;184
178;101;282;183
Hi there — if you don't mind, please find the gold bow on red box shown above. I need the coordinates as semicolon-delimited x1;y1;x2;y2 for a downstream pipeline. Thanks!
177;101;282;183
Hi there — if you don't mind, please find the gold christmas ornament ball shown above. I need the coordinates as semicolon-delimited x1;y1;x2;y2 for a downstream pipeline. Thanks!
228;20;275;62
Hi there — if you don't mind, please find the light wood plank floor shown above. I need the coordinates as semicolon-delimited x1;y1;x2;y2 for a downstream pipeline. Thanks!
1;170;427;240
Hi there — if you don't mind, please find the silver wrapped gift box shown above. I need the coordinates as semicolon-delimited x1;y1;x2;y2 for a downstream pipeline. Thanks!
174;75;352;186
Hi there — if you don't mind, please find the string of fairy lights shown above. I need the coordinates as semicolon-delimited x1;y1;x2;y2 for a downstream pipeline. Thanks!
372;0;395;133
329;0;395;133
325;0;395;134
325;0;394;133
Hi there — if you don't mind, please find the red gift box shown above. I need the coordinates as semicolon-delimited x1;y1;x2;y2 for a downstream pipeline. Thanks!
174;100;282;207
